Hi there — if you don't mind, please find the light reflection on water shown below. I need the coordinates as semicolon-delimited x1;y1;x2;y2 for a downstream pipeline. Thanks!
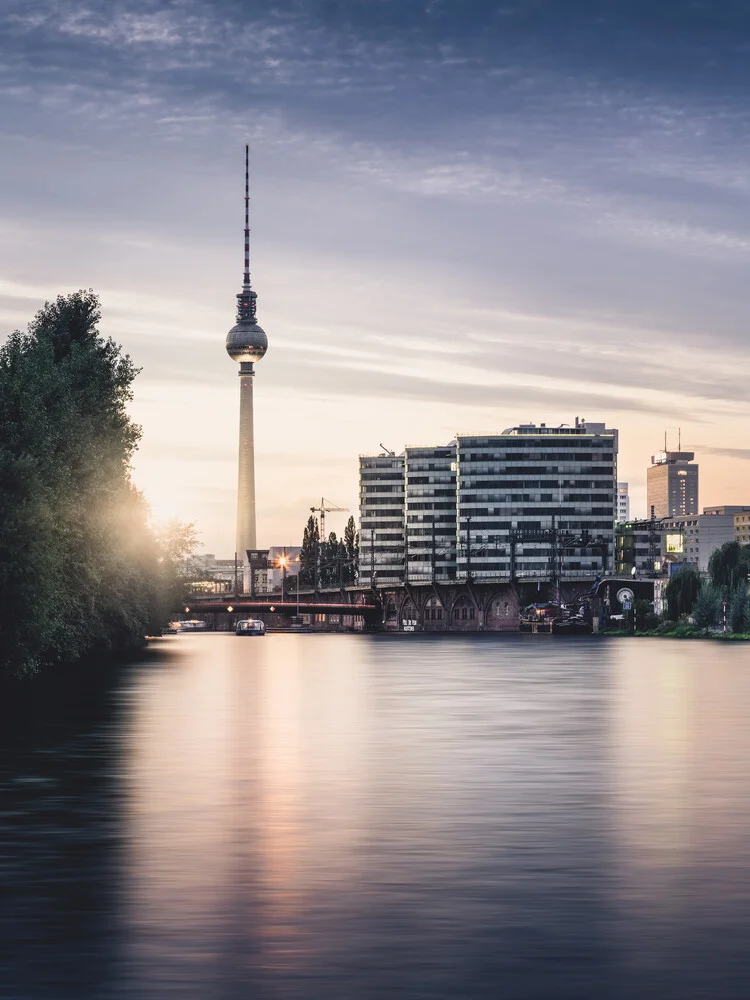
2;634;750;998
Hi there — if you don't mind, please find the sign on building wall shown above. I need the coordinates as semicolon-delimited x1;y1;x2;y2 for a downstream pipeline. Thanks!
665;534;684;554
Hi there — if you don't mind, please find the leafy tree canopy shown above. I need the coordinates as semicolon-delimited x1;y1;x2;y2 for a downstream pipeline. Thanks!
0;291;195;677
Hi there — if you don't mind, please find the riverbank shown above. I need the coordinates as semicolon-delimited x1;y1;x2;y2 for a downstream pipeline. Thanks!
602;628;750;640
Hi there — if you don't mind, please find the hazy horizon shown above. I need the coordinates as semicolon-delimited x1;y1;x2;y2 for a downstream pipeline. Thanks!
2;0;750;555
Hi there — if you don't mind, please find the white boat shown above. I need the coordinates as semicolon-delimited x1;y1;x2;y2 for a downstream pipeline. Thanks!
236;618;266;636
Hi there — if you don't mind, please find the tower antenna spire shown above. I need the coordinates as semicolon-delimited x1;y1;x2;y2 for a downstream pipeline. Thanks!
243;143;251;290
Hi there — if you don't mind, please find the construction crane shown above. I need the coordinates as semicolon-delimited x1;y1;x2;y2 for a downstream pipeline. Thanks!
310;497;350;541
380;443;396;456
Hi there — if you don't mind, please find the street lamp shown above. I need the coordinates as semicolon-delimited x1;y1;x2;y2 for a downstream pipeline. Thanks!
277;550;288;603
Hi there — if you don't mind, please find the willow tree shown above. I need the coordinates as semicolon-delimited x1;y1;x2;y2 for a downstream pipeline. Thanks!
708;541;750;595
664;565;702;622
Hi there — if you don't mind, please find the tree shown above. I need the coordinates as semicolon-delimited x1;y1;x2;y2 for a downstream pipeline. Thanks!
320;531;339;587
344;515;359;584
729;587;749;634
708;541;750;596
664;565;702;621
299;514;320;587
155;519;201;615
0;291;171;676
692;583;722;630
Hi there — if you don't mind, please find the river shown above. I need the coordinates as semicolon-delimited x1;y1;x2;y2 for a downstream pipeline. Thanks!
2;634;750;998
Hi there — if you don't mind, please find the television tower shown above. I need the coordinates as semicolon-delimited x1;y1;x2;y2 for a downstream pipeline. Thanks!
226;145;268;579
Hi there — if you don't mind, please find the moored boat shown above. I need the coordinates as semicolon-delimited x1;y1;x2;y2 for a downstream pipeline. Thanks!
236;618;266;636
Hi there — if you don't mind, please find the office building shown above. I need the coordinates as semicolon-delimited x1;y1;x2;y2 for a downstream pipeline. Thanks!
646;450;698;519
358;452;406;586
663;506;750;573
617;482;630;523
359;418;618;585
614;517;690;577
455;418;618;581
405;443;457;583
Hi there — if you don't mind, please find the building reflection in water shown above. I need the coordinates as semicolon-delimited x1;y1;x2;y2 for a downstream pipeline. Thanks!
611;641;750;988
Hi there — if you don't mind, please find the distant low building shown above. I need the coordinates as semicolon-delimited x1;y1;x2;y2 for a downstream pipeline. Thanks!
663;506;750;573
736;511;750;547
243;546;301;594
615;518;671;578
263;546;301;593
189;552;238;594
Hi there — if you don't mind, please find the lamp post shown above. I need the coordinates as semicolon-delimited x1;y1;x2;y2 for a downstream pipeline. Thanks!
278;548;288;603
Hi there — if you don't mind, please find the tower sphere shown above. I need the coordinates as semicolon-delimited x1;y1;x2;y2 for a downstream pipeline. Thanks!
226;321;268;363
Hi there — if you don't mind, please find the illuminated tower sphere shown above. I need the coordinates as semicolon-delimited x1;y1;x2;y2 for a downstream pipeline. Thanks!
226;145;267;572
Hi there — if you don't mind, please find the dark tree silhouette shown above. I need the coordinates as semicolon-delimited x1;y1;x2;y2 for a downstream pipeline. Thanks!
0;291;194;676
664;565;702;621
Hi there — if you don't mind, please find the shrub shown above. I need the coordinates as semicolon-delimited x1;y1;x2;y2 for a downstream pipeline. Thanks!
692;583;723;631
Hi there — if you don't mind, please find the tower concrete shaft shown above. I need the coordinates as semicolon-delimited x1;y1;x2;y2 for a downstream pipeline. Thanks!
236;361;257;558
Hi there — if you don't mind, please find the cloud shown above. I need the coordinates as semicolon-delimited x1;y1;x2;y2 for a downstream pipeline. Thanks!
698;446;750;462
3;0;750;550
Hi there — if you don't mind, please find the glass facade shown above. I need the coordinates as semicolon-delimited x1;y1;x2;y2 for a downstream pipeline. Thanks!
405;444;457;583
455;422;618;581
359;421;619;586
358;454;405;586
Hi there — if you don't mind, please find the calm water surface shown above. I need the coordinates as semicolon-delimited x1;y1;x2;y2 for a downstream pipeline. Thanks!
2;634;750;998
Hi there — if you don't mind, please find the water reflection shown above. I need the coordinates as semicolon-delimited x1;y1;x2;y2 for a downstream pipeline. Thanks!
611;641;750;994
2;634;750;998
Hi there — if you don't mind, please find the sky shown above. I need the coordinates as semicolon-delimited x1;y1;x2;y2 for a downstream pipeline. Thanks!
2;0;750;555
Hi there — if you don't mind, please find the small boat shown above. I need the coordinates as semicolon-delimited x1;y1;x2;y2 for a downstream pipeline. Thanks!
236;618;266;637
552;615;593;635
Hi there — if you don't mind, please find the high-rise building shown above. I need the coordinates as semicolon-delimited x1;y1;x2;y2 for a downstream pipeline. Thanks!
226;146;268;590
646;450;698;519
358;452;405;587
617;482;630;523
455;419;618;581
405;443;457;583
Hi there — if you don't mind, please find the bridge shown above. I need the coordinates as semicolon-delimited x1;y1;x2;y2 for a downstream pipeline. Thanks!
182;576;655;633
182;595;381;628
